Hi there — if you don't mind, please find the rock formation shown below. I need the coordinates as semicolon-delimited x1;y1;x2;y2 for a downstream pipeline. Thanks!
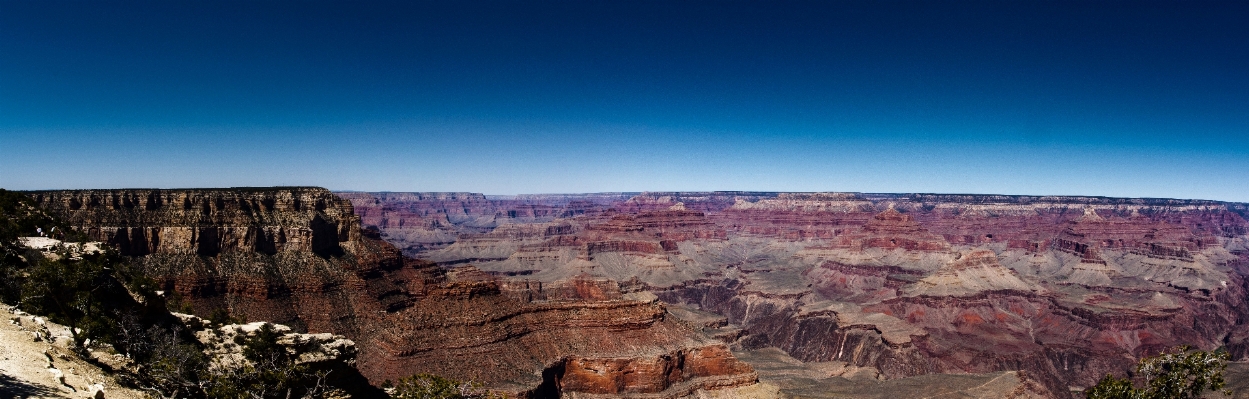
27;188;765;398
346;191;1249;398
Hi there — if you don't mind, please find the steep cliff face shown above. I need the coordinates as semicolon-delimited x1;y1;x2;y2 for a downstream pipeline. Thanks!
29;188;359;257
362;271;760;397
29;188;764;399
354;191;1249;398
29;188;386;335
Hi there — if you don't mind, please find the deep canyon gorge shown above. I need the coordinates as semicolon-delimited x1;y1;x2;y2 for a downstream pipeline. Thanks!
22;188;1249;398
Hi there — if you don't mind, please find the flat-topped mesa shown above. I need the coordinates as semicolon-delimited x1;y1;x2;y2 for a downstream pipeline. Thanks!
1054;208;1218;263
590;210;720;239
835;208;950;251
902;193;1234;207
340;192;488;202
613;192;781;213
27;188;360;257
862;208;924;235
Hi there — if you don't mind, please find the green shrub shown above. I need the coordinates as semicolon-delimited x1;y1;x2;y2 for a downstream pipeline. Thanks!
19;250;134;354
1085;346;1229;399
143;325;208;397
199;323;335;399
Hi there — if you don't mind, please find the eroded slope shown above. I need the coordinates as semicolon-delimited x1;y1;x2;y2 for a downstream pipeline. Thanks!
29;188;763;398
347;191;1249;398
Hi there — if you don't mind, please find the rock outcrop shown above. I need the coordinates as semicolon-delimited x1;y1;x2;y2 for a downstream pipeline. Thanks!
173;313;358;370
29;188;360;258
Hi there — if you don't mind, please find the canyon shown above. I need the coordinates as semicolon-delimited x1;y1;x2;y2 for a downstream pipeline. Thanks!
23;188;763;399
341;191;1249;398
22;188;1249;398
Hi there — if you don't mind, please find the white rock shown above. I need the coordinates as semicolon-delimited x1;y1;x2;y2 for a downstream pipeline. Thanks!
89;383;106;399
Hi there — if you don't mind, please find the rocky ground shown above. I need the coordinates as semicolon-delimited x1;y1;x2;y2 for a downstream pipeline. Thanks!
0;305;145;399
1211;362;1249;399
734;347;1053;398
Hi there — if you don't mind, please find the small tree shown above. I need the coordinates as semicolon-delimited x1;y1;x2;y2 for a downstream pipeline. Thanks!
142;325;207;399
1086;346;1230;399
19;250;131;354
200;322;334;399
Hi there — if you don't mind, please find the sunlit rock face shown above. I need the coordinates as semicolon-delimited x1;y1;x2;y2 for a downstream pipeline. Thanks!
29;188;361;257
30;188;764;399
349;191;1249;398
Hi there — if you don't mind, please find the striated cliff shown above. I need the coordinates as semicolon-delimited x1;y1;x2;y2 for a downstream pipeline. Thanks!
29;188;360;257
336;192;634;257
354;191;1249;398
28;188;764;398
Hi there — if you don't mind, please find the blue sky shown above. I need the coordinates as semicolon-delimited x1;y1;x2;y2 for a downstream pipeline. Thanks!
2;1;1247;201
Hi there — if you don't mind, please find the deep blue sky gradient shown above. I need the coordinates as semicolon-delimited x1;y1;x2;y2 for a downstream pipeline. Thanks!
2;1;1247;200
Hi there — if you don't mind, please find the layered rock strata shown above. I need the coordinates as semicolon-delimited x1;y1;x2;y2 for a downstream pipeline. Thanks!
28;188;763;398
353;191;1249;398
336;192;636;257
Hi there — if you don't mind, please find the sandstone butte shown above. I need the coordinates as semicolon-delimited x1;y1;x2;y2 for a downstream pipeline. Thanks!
27;188;1249;398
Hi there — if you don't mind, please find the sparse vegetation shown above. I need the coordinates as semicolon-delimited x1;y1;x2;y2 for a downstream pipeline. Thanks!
196;323;336;399
1085;346;1229;399
0;189;367;399
19;249;133;355
389;373;506;399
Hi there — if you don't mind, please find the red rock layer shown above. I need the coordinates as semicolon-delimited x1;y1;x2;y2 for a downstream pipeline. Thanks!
29;188;760;398
832;208;950;251
337;192;633;256
352;191;1249;398
364;274;757;396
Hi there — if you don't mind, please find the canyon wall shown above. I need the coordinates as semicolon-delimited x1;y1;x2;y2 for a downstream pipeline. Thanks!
28;188;762;398
348;191;1249;398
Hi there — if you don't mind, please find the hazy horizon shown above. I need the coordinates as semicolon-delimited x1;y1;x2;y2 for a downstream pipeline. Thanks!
10;187;1248;204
